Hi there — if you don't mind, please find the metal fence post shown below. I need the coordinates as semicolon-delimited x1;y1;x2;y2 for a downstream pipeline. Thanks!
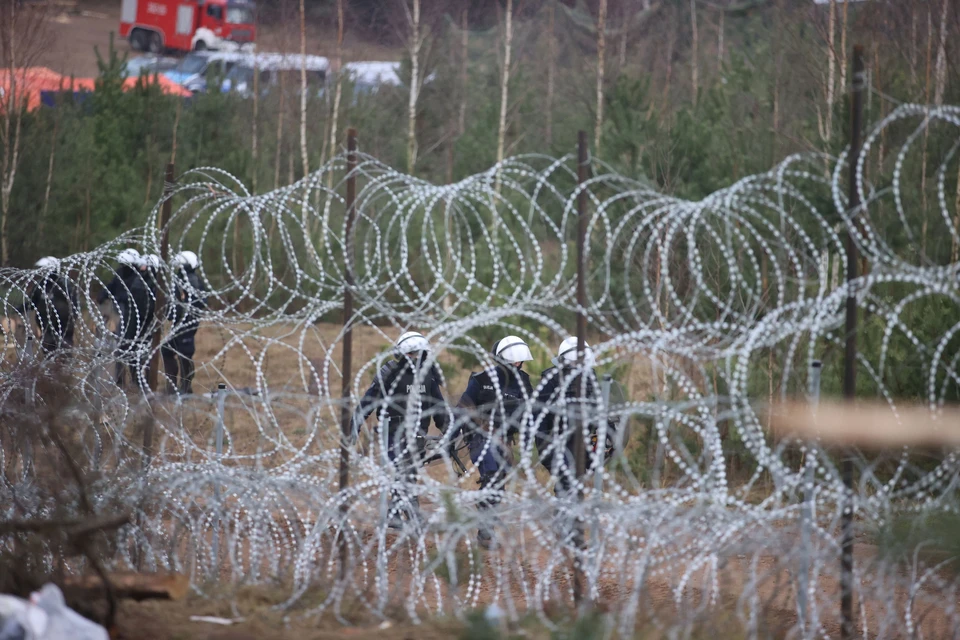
339;128;358;581
799;360;822;636
213;382;225;573
841;45;865;640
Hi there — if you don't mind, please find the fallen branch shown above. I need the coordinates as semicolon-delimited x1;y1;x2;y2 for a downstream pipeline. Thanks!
767;400;960;448
0;513;131;537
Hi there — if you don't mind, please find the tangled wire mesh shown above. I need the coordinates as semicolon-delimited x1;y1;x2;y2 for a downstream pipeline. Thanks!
2;104;960;637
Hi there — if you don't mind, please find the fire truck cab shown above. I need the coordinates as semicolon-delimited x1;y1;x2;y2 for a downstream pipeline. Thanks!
119;0;256;54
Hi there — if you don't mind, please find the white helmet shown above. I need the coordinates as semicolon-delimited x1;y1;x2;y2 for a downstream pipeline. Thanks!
117;248;141;267
142;254;162;270
172;250;199;271
34;256;59;270
493;335;533;364
556;336;596;367
396;331;430;355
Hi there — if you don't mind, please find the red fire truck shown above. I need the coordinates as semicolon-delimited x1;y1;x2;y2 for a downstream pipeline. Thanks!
119;0;256;54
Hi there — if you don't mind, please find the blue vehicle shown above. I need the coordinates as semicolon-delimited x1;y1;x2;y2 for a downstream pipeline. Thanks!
122;55;179;79
163;51;244;93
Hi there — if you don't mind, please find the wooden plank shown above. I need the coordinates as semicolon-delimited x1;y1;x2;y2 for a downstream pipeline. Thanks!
63;573;189;601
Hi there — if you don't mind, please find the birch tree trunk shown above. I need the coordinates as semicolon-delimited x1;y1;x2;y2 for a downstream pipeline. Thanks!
1;4;47;265
595;0;608;154
662;8;676;110
953;161;960;263
1;13;21;266
275;69;286;190
299;0;309;180
933;0;948;105
328;0;345;187
39;109;60;241
252;56;260;193
911;6;918;86
718;9;724;65
458;6;469;136
546;1;556;147
921;10;933;250
618;9;627;70
495;0;513;192
821;0;837;143
406;0;422;174
690;0;698;103
838;0;848;101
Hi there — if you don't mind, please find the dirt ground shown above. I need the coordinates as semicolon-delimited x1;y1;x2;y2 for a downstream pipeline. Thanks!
36;0;401;79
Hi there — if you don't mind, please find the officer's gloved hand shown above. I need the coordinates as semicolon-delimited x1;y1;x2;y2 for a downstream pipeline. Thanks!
446;437;459;461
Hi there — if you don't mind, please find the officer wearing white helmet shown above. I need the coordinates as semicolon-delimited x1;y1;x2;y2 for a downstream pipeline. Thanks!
139;254;162;303
351;331;450;528
98;248;155;389
29;256;77;353
449;335;534;548
163;250;207;395
534;336;617;502
96;248;140;308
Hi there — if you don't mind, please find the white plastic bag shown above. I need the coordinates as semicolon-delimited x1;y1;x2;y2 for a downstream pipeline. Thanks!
0;584;108;640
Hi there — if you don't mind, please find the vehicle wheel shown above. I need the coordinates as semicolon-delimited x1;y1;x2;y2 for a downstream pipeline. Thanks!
147;32;163;54
194;40;207;51
129;29;146;52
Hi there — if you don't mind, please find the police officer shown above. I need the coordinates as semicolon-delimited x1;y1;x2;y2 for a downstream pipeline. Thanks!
534;337;616;503
452;335;533;548
30;257;77;354
162;251;206;395
98;249;155;389
141;254;162;294
351;331;449;528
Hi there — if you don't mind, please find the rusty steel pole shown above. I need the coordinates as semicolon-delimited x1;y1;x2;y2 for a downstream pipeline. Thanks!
573;130;589;607
840;45;864;640
339;128;358;580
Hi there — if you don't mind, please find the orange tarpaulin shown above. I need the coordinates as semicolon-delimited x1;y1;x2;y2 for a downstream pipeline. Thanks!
0;67;191;112
0;67;67;111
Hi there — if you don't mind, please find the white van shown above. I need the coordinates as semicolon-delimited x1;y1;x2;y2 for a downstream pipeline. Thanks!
220;53;330;97
341;61;402;95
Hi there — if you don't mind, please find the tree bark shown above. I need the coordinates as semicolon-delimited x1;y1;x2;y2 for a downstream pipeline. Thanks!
1;5;20;266
933;0;948;105
458;6;469;137
910;6;918;87
618;5;628;70
546;0;556;147
718;9;724;65
953;160;960;263
690;0;699;103
274;90;286;191
839;0;848;101
595;0;608;153
921;9;933;251
495;0;513;192
252;56;260;193
1;2;49;265
406;0;422;174
39;106;60;241
822;0;836;144
662;8;676;110
328;0;345;187
299;0;309;180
